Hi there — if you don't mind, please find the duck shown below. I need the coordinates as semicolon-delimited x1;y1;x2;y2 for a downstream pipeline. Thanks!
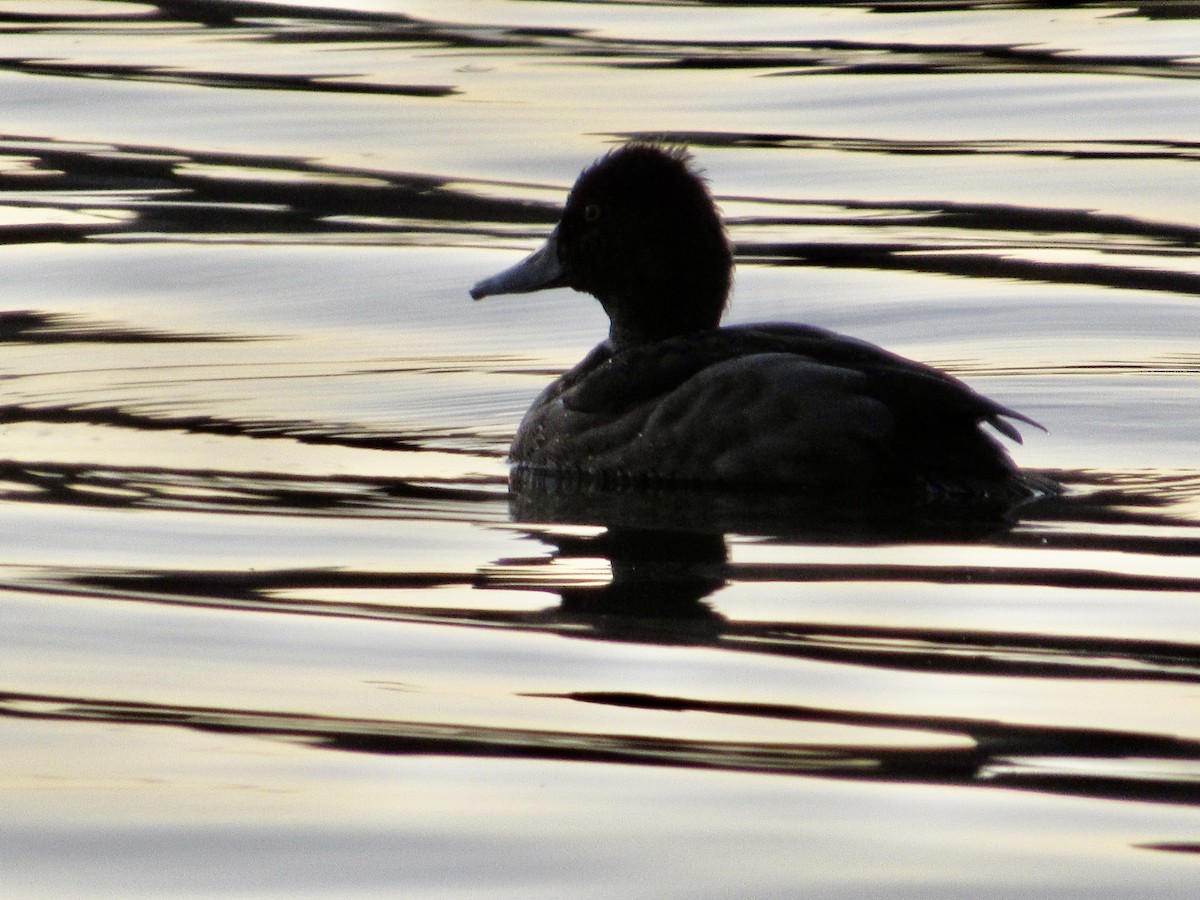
471;142;1047;504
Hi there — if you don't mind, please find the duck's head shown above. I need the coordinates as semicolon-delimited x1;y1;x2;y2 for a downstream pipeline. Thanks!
471;143;733;348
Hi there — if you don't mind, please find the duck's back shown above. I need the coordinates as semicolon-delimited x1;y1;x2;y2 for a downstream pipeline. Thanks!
511;323;1038;500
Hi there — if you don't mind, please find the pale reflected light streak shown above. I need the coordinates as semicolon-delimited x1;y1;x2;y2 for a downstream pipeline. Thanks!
730;537;1200;582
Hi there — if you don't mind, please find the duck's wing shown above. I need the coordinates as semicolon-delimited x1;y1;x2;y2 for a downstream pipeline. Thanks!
519;347;901;487
565;323;1041;445
744;324;1044;442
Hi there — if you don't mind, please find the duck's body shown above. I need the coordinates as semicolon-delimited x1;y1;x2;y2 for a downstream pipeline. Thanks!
510;321;1035;500
472;143;1045;502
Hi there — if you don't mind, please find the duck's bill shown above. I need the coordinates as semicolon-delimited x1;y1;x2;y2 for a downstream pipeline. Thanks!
470;230;566;300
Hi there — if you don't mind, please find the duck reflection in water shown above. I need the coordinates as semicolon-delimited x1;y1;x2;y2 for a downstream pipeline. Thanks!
530;524;730;636
506;474;1037;626
473;142;1055;508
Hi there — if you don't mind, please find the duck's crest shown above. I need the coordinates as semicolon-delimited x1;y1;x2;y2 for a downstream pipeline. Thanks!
591;141;703;182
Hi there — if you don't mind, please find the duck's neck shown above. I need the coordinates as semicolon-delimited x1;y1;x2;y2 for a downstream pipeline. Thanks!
600;284;727;352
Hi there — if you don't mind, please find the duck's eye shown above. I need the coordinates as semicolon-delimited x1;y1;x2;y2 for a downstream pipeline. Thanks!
583;203;602;224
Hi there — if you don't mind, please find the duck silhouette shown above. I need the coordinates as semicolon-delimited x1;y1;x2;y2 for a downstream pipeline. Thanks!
473;143;1048;504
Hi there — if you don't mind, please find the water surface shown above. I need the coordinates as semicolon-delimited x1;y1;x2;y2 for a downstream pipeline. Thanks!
2;1;1200;897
